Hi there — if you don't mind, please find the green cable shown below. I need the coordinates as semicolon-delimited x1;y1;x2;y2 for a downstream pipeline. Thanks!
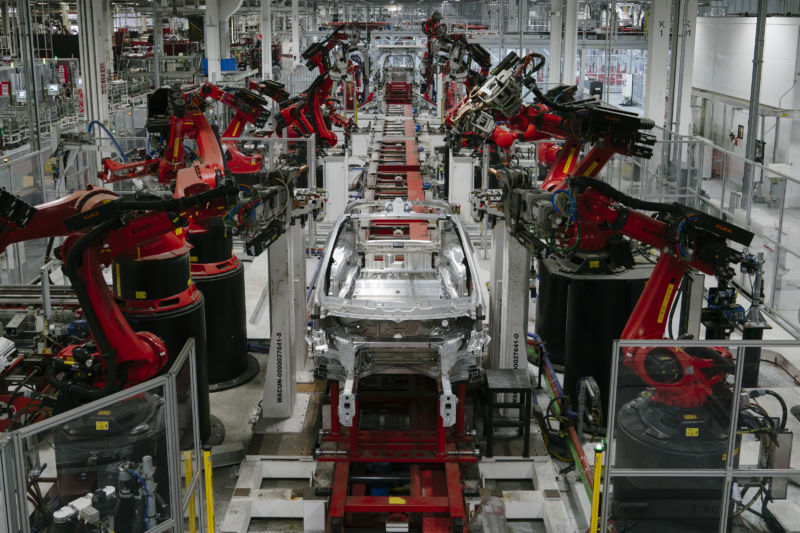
529;347;593;500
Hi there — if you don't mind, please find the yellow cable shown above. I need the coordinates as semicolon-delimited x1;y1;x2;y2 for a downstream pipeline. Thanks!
204;450;215;533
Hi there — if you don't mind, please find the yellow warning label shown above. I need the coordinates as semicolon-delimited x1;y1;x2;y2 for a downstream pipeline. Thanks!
685;427;699;437
135;290;147;300
563;147;576;173
175;227;184;235
98;410;111;415
656;283;675;324
189;256;198;263
96;421;109;431
584;161;599;176
589;260;600;269
388;497;406;504
683;414;697;420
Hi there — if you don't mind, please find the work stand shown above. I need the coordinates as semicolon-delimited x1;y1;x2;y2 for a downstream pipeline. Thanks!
319;375;476;532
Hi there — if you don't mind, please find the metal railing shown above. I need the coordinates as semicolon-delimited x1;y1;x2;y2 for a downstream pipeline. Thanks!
603;126;800;338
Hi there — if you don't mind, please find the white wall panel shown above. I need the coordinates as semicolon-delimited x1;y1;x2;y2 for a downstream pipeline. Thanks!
694;17;800;108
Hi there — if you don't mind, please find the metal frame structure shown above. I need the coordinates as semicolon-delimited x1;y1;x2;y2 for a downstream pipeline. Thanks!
602;338;800;532
0;338;205;533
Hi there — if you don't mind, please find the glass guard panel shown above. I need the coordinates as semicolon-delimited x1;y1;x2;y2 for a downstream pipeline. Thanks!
16;380;174;533
604;339;800;532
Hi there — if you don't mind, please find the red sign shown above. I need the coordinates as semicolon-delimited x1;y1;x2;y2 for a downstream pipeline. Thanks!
0;82;9;97
99;63;106;95
57;64;68;84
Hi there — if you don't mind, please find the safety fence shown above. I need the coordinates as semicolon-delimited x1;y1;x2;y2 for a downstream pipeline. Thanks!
602;338;800;532
0;338;207;533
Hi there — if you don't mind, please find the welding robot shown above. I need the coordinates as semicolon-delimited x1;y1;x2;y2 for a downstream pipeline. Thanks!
448;50;791;527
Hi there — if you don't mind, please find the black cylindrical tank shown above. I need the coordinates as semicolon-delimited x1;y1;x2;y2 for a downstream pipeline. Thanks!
536;257;650;412
613;395;733;526
188;225;255;390
113;253;212;442
534;258;570;365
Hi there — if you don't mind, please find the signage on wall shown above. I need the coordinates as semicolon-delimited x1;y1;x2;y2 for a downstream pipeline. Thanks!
99;62;106;95
0;82;9;97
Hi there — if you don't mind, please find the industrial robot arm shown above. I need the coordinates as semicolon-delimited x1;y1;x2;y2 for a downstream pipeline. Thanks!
0;182;237;399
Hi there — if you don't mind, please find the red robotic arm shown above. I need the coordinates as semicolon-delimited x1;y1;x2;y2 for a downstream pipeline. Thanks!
0;181;235;399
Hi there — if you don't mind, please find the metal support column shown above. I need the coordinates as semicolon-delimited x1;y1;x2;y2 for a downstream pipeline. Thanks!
562;0;578;85
261;229;297;419
261;0;272;80
549;0;563;85
744;0;767;224
18;0;40;151
672;0;698;137
644;0;670;127
497;227;530;372
153;1;162;88
291;0;300;66
77;0;110;126
289;222;308;379
204;0;222;82
488;220;505;367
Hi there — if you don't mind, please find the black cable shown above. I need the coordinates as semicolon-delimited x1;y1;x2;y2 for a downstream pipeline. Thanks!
667;282;684;339
569;175;687;216
750;389;788;430
48;218;121;400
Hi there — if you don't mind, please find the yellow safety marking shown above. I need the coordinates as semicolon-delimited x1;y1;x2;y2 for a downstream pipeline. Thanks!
98;410;111;415
185;452;197;533
173;138;180;158
190;255;198;263
175;227;184;235
135;290;147;299
656;283;675;324
584;161;599;176
187;279;192;287
388;497;406;504
96;421;109;431
685;427;699;437
683;414;697;420
563;147;576;173
589;260;600;269
232;122;240;136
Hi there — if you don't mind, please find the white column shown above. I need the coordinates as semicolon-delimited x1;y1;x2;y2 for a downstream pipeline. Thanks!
204;0;222;82
549;0;563;85
262;231;296;419
497;228;530;372
644;0;670;126
562;0;578;85
219;0;244;64
261;0;272;80
77;0;109;125
674;0;697;136
291;0;300;66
